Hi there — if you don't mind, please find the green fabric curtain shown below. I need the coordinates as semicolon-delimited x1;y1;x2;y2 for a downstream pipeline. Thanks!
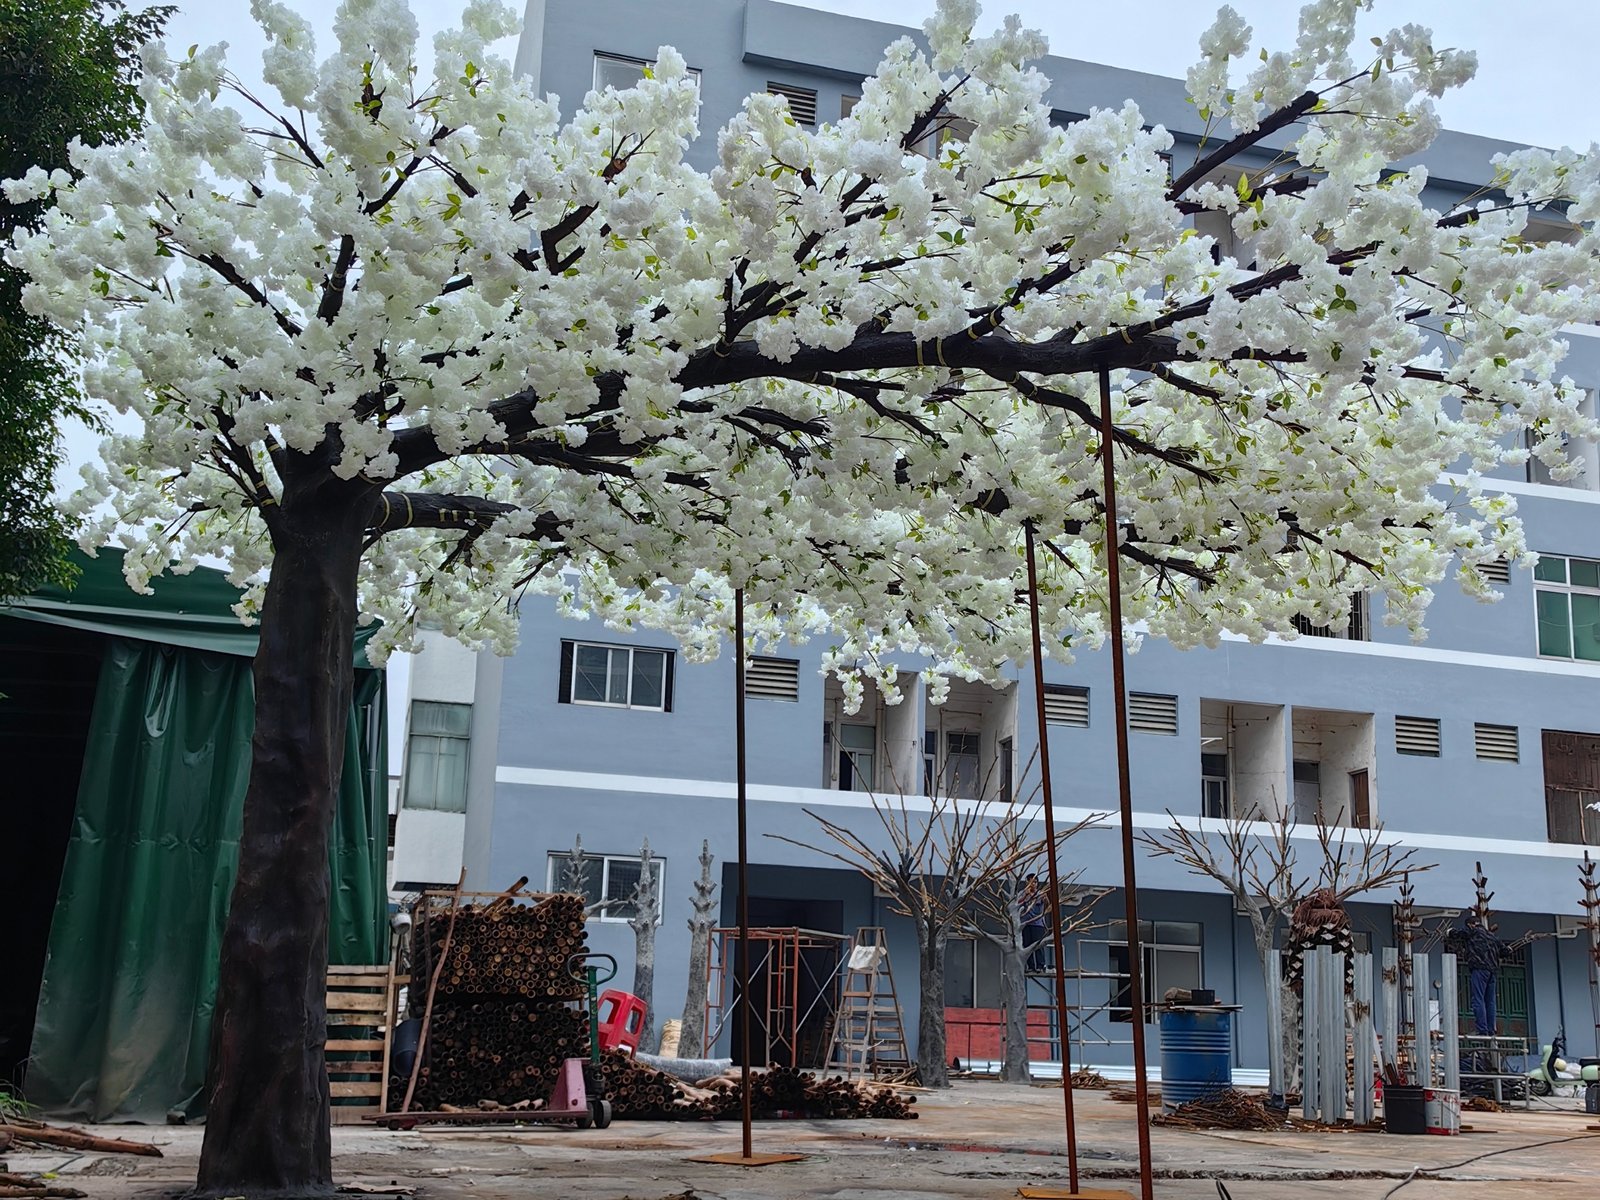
26;637;387;1122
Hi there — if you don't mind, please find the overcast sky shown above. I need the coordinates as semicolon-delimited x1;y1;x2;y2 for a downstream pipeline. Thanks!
53;0;1599;758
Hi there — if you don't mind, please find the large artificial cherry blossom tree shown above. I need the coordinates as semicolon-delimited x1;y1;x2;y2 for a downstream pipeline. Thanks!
10;0;1600;1190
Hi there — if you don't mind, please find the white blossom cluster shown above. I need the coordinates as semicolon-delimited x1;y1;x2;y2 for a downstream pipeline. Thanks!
8;0;1599;696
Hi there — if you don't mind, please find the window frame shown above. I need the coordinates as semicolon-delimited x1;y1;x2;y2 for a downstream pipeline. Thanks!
546;851;666;925
401;699;472;813
1525;389;1598;491
592;50;701;94
1533;553;1600;663
1106;921;1204;1024
562;640;674;711
944;935;1005;1009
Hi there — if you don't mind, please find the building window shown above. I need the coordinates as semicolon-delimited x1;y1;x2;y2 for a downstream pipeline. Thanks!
1535;554;1600;662
593;51;700;93
1526;389;1597;490
402;701;471;812
925;729;981;799
1108;921;1203;1023
1291;593;1368;640
1200;752;1229;819
998;736;1015;800
560;641;673;710
826;721;877;791
945;937;1004;1008
547;852;664;923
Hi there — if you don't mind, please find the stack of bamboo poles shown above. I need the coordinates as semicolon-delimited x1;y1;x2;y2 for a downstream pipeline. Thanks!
603;1052;917;1121
395;892;590;1111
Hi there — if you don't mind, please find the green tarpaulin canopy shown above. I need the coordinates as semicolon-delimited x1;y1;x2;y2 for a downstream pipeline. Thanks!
1;550;387;1121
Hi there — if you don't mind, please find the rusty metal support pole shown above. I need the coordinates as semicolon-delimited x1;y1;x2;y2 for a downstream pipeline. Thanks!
1098;367;1155;1200
1023;523;1081;1194
734;588;754;1159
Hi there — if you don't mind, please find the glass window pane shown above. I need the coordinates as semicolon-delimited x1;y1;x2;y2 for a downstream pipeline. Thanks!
1154;921;1203;947
945;939;976;1007
841;724;876;749
551;854;605;910
1534;555;1567;584
1574;594;1600;661
631;650;666;708
405;741;439;809
594;54;647;91
1156;948;1203;992
976;939;1005;1009
413;700;470;736
1538;591;1575;658
845;750;874;791
432;737;469;812
574;645;611;702
607;650;629;705
605;858;641;919
1574;559;1600;589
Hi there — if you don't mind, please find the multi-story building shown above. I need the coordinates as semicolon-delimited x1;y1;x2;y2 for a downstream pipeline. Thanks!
391;0;1600;1074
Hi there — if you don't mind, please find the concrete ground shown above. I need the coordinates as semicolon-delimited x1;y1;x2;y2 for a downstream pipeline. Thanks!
8;1083;1600;1199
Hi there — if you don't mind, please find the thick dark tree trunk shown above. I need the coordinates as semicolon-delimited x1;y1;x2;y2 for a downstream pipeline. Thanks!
916;922;949;1088
195;482;371;1198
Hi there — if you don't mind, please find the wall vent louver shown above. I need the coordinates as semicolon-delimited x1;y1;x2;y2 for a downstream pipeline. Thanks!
746;656;800;701
767;81;818;126
1128;692;1179;736
1395;715;1442;757
1042;684;1089;727
1473;722;1519;762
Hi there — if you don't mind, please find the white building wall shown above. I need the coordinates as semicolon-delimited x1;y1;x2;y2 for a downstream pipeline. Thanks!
391;630;483;888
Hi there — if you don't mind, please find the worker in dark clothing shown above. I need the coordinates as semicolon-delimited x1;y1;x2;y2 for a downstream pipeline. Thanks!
1019;874;1049;971
1447;914;1506;1035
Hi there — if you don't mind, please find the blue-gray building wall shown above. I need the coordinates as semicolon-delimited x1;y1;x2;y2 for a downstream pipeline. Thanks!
471;0;1600;1069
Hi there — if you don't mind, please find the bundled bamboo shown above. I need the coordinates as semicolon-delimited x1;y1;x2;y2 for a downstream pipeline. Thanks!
602;1052;916;1121
393;999;589;1112
410;894;589;1001
1151;1089;1288;1131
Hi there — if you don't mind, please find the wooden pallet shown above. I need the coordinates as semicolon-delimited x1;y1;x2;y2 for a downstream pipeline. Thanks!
327;962;397;1124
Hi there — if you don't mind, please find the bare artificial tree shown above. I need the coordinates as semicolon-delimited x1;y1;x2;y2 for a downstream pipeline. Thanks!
625;838;662;1053
773;784;1065;1087
679;840;719;1057
1140;808;1428;1097
965;809;1104;1083
560;834;606;918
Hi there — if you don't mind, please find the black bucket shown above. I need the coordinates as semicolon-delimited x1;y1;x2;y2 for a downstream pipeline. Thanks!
391;1018;422;1080
1384;1085;1427;1135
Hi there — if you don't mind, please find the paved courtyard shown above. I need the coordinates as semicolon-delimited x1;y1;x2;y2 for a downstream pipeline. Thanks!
8;1083;1600;1199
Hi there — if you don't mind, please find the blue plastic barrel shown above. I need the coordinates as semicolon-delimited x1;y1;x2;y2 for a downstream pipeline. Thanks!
1158;1010;1232;1108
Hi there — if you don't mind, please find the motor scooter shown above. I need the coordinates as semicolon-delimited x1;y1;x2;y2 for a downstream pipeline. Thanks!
1526;1035;1600;1098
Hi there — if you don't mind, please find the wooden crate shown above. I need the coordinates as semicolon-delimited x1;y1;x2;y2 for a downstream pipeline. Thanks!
327;963;396;1124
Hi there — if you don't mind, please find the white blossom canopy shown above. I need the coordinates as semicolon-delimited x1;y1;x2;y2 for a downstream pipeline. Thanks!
10;0;1600;698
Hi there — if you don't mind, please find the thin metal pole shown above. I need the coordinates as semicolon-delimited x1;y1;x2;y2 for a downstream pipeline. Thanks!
1023;523;1081;1194
1098;366;1155;1199
734;588;753;1159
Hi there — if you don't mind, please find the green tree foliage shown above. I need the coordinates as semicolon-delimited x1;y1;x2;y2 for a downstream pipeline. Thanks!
0;0;170;597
